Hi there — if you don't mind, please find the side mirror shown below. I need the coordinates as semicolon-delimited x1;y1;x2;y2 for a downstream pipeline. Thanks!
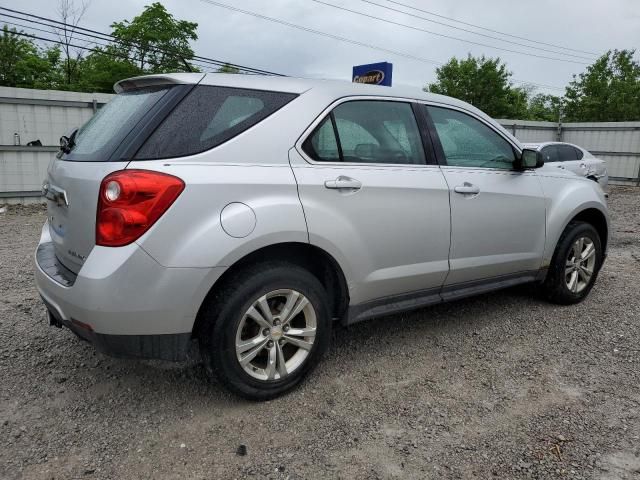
517;148;544;170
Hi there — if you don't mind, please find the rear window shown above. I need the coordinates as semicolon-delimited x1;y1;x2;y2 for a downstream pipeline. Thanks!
135;86;297;159
63;86;173;161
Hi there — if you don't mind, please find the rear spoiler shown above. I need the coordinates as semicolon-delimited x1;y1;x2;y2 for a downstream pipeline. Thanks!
114;73;205;93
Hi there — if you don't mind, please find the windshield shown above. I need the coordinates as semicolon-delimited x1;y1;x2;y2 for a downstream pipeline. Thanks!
61;86;172;161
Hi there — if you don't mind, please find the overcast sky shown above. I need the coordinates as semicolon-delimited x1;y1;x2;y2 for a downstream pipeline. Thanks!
8;0;640;94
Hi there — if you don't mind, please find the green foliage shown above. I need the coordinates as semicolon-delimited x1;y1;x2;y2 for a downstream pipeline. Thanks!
563;49;640;121
73;49;143;93
528;93;563;122
425;55;529;118
0;2;199;93
0;26;63;88
109;2;198;73
218;63;240;74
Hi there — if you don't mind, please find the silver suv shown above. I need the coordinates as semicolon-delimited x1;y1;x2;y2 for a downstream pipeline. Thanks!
35;73;609;399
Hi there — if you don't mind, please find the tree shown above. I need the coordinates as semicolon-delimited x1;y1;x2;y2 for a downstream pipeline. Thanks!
563;49;640;121
110;2;198;73
425;55;529;118
218;63;240;74
53;0;90;86
528;93;563;122
0;25;62;89
74;50;142;93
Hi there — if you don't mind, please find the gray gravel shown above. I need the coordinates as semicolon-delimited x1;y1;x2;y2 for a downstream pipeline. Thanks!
1;186;639;479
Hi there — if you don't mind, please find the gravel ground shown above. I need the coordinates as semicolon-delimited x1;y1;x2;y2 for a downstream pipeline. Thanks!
1;186;639;480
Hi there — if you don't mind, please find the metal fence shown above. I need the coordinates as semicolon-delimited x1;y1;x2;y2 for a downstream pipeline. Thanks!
1;87;638;203
0;86;113;202
497;119;640;183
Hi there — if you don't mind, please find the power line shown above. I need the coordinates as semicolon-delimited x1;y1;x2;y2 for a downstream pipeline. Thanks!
355;0;597;61
198;0;443;65
0;3;567;92
5;29;218;74
381;0;599;56
308;0;590;65
0;16;221;73
0;6;284;76
196;0;566;92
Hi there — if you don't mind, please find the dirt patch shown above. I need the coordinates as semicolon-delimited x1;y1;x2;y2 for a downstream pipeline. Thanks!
1;187;639;479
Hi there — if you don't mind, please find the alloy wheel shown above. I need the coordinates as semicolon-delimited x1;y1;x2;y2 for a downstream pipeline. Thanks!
565;236;597;293
235;289;317;381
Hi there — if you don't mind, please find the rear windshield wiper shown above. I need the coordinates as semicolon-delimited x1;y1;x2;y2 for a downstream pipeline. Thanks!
59;127;79;154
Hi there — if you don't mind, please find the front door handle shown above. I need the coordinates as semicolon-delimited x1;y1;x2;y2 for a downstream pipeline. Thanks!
454;182;480;195
324;176;362;190
556;165;565;169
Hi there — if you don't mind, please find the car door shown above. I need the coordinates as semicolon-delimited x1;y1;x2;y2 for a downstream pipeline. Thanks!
290;98;451;307
540;144;561;170
555;144;586;177
423;104;546;286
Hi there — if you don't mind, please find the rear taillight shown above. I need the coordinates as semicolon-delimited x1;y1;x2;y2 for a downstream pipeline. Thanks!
96;170;184;247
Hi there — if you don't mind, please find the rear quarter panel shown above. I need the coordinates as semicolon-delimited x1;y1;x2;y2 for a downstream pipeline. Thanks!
131;160;308;268
126;89;338;268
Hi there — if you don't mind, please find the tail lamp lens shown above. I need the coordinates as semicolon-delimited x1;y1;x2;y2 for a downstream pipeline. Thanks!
96;170;185;247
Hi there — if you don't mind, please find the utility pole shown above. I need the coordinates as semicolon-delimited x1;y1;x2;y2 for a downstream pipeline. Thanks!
556;104;564;142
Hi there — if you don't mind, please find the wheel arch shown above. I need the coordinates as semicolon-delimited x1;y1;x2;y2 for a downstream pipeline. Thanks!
192;242;350;338
569;207;609;253
546;203;609;267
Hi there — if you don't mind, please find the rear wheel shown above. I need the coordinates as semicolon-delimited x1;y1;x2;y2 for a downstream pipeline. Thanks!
199;262;331;400
543;221;603;304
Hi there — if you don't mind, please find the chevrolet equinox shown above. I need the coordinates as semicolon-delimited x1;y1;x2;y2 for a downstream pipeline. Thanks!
35;73;609;399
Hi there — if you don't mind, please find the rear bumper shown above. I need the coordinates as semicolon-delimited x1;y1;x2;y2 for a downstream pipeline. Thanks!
44;297;192;360
34;221;226;361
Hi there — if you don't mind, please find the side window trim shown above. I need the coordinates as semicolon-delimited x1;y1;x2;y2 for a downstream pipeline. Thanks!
411;102;439;166
329;112;344;162
420;103;520;169
297;96;437;167
419;103;447;166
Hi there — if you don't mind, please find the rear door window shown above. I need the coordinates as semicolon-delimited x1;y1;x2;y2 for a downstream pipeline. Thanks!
302;100;426;165
557;144;578;161
135;86;297;159
302;117;340;162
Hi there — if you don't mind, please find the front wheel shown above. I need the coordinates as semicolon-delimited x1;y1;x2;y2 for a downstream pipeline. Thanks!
199;262;331;400
543;221;603;304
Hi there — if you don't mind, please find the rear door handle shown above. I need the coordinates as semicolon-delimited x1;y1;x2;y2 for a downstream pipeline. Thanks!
556;165;565;169
453;182;480;195
324;176;362;190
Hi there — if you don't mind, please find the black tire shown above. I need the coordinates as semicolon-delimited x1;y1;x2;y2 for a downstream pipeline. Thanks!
198;262;331;400
542;221;603;305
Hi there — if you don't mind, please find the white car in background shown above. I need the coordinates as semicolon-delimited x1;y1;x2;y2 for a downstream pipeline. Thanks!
523;142;608;189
